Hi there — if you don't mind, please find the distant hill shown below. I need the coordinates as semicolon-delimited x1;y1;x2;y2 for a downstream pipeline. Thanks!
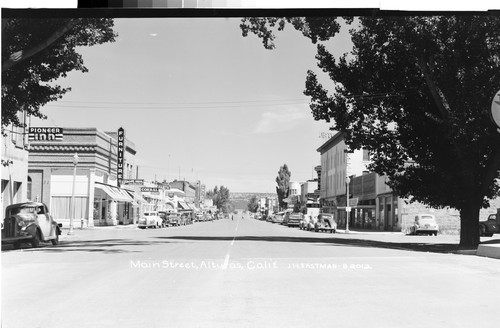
229;192;277;209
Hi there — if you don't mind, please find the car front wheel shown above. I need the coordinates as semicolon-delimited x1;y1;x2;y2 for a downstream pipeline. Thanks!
31;230;41;248
51;233;59;245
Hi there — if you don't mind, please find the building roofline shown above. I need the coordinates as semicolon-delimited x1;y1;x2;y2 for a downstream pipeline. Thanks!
316;131;344;154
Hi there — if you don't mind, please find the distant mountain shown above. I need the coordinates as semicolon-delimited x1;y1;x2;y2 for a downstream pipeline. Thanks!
230;192;277;200
230;192;277;210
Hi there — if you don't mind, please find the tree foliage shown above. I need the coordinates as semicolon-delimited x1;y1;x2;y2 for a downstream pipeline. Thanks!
207;185;231;212
247;195;260;213
241;15;500;247
275;164;291;210
2;18;117;129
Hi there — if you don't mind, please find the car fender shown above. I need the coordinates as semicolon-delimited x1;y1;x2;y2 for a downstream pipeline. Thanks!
25;224;43;240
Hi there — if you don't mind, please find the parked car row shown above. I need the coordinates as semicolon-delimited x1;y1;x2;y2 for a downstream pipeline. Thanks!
256;210;500;237
406;213;500;237
258;210;337;234
138;210;226;229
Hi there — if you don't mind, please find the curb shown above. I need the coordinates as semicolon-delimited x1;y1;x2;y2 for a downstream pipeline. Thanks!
477;244;500;259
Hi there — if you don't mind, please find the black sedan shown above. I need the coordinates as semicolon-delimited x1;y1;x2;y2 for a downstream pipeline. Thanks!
479;214;499;237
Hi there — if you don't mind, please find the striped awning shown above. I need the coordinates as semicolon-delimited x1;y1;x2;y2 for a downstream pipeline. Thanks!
95;183;135;203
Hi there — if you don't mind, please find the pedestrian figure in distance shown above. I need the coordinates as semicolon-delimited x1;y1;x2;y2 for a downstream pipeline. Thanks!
232;215;234;221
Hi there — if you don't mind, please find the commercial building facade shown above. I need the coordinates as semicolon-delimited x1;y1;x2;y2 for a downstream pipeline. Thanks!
27;127;139;227
1;121;29;216
317;132;500;232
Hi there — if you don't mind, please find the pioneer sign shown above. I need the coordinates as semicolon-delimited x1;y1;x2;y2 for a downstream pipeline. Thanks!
27;127;63;141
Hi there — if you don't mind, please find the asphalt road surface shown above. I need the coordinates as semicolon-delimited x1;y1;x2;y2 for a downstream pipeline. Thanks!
2;212;500;328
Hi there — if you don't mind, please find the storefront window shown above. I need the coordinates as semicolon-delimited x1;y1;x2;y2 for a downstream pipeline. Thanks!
393;196;399;228
93;199;101;221
379;198;385;230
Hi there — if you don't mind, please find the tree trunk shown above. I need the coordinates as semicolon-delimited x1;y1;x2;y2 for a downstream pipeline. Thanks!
459;204;481;247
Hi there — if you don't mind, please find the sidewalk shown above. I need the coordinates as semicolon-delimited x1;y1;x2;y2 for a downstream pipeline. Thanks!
336;229;405;235
336;228;500;259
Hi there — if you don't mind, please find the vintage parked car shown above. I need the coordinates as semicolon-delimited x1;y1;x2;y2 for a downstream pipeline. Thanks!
299;215;312;230
301;215;318;231
479;214;499;237
169;213;182;226
287;213;303;227
158;211;170;227
409;214;439;236
266;213;275;222
314;213;337;233
282;210;293;225
1;202;62;249
180;212;193;225
138;211;163;229
272;212;285;224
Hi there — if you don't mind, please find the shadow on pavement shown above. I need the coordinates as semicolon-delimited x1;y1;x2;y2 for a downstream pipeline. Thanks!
2;238;172;253
158;235;477;254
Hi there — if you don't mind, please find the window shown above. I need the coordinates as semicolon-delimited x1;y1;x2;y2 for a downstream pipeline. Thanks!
27;176;32;201
363;148;370;161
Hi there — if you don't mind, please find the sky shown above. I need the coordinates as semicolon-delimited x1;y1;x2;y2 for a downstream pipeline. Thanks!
29;17;354;193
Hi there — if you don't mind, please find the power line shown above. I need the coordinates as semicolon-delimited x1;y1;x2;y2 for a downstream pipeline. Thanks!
57;98;309;105
43;101;310;110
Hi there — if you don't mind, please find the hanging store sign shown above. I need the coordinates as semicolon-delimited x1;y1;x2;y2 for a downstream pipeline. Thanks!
141;187;159;193
28;127;63;141
122;179;144;185
117;127;125;187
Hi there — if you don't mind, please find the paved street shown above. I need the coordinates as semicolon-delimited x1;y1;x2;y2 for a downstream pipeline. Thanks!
2;212;500;328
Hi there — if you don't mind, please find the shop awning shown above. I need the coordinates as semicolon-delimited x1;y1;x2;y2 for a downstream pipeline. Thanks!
142;193;162;200
178;201;190;210
124;190;141;206
165;188;186;197
95;183;135;203
187;203;198;211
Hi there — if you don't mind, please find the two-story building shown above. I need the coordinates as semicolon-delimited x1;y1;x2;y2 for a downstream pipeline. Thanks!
317;132;500;232
27;127;139;227
1;118;29;215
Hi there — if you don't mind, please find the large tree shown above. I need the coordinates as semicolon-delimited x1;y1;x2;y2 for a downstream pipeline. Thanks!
276;164;291;210
241;15;500;247
207;185;231;212
247;195;260;213
2;18;117;130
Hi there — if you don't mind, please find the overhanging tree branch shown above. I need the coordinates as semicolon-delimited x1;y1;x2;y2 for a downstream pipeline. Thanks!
2;20;77;72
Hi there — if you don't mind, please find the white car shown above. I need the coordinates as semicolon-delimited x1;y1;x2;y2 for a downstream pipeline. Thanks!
409;214;439;236
138;211;163;229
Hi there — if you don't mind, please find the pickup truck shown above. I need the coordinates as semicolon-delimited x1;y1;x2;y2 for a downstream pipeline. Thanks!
1;202;62;249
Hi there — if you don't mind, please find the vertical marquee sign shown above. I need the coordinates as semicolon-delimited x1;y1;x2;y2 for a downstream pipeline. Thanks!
117;127;125;187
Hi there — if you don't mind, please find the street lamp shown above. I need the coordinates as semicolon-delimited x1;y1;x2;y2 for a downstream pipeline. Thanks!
68;153;79;235
345;176;351;233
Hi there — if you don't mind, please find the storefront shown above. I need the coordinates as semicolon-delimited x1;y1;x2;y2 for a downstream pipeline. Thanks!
376;193;400;231
93;182;137;226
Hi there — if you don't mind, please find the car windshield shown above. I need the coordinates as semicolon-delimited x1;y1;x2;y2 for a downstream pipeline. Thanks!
7;207;36;216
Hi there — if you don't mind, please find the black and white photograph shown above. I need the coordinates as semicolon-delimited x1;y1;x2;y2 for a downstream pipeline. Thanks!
2;1;500;327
